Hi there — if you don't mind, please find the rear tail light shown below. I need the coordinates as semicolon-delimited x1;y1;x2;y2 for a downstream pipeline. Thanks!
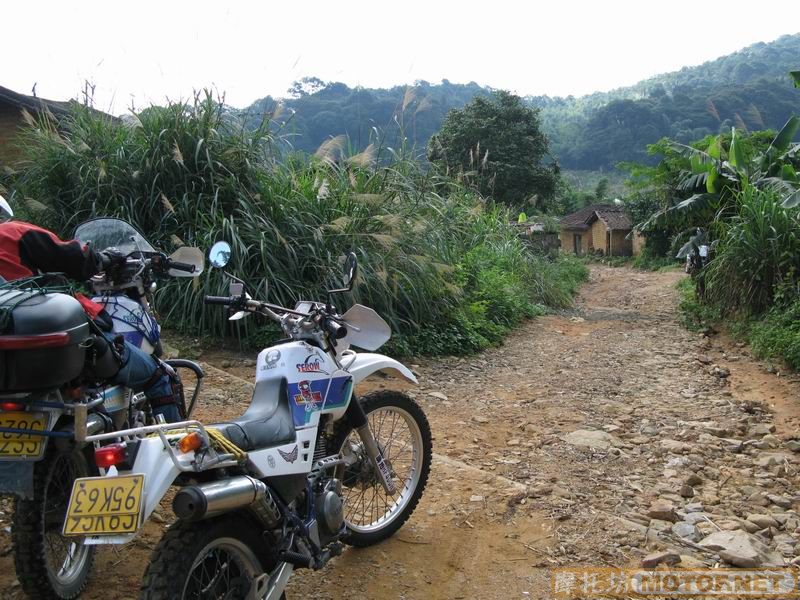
95;443;127;468
0;401;24;411
0;332;69;350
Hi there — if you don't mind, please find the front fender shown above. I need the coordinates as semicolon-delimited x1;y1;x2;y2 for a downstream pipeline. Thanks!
347;353;418;385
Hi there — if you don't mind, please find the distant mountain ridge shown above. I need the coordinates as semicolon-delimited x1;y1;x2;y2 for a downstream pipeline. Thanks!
239;33;800;170
531;33;800;169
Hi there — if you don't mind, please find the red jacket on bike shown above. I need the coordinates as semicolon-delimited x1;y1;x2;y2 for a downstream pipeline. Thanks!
0;221;104;318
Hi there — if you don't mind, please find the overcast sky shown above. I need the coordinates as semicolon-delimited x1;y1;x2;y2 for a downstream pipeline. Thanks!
4;0;798;113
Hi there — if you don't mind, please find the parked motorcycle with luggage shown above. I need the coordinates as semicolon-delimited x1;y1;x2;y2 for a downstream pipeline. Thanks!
0;216;205;599
66;242;432;599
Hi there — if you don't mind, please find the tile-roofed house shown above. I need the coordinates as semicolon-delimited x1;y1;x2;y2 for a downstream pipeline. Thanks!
559;204;636;256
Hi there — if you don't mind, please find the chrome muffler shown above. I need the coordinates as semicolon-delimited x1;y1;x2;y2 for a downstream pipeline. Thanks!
173;475;280;525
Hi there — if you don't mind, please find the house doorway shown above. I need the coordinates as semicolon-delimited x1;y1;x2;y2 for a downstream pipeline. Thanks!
606;231;611;256
573;234;582;255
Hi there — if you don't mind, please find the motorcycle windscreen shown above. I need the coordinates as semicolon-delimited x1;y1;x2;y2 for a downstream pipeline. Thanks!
340;304;391;351
74;218;155;255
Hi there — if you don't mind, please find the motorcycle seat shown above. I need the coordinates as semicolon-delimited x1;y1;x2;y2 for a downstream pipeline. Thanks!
210;378;295;451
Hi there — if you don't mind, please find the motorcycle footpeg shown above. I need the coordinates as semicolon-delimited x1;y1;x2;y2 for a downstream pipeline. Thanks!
277;550;312;569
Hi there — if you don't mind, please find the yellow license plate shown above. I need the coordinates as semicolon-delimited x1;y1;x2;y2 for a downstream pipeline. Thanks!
0;411;48;458
63;474;145;536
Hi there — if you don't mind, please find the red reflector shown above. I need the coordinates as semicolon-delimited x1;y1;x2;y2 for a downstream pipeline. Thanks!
0;402;24;411
0;332;70;350
95;443;126;468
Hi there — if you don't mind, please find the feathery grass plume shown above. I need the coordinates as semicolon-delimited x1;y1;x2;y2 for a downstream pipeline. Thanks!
316;178;330;200
354;193;385;206
23;197;50;214
160;193;176;214
746;104;765;129
401;87;417;112
314;135;346;166
415;96;433;115
172;141;185;165
706;99;721;122
327;216;351;232
347;144;376;168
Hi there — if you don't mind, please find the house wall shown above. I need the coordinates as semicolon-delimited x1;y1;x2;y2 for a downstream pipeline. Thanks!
590;220;608;254
559;229;591;256
0;101;24;168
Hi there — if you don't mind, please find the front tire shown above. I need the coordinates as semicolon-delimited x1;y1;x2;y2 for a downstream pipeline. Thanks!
12;446;95;599
140;514;280;600
331;390;432;547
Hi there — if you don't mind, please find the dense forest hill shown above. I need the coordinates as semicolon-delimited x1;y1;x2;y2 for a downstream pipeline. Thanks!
239;78;489;154
238;34;800;170
534;33;800;169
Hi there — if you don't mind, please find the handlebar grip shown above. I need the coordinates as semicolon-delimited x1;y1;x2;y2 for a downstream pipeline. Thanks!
204;295;232;306
322;317;348;340
169;260;196;273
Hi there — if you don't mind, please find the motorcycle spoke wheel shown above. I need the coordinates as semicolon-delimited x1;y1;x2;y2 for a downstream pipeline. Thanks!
42;452;93;589
183;538;261;598
331;390;432;546
13;447;95;599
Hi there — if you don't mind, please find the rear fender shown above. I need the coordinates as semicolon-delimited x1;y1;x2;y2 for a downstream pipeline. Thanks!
129;436;183;522
347;353;417;385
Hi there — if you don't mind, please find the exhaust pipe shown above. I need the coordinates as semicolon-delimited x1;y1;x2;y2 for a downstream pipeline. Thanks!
173;476;279;524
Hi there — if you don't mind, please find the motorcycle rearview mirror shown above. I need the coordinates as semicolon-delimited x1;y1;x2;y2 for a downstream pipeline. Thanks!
328;252;358;295
208;241;231;269
343;252;358;291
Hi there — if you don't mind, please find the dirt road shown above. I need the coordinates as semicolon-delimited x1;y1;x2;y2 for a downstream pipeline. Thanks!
3;265;800;599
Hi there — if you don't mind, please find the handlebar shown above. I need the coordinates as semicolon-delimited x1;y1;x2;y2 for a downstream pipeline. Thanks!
204;295;348;343
169;260;197;274
203;295;233;306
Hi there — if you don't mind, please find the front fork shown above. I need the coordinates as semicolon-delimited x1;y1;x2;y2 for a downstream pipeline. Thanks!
345;397;396;496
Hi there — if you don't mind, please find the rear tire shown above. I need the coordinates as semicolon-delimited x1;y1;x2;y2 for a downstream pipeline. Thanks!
140;514;282;600
331;390;432;547
12;446;95;599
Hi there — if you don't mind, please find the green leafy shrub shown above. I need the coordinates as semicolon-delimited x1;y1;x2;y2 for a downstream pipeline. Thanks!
747;301;800;370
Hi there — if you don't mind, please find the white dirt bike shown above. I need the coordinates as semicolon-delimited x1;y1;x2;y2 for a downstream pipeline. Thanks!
66;242;432;599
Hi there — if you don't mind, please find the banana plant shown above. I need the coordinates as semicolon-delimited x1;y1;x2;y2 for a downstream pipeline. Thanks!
640;119;800;228
638;70;800;229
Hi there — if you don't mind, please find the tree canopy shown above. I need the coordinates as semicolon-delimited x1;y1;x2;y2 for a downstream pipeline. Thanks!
427;91;559;208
